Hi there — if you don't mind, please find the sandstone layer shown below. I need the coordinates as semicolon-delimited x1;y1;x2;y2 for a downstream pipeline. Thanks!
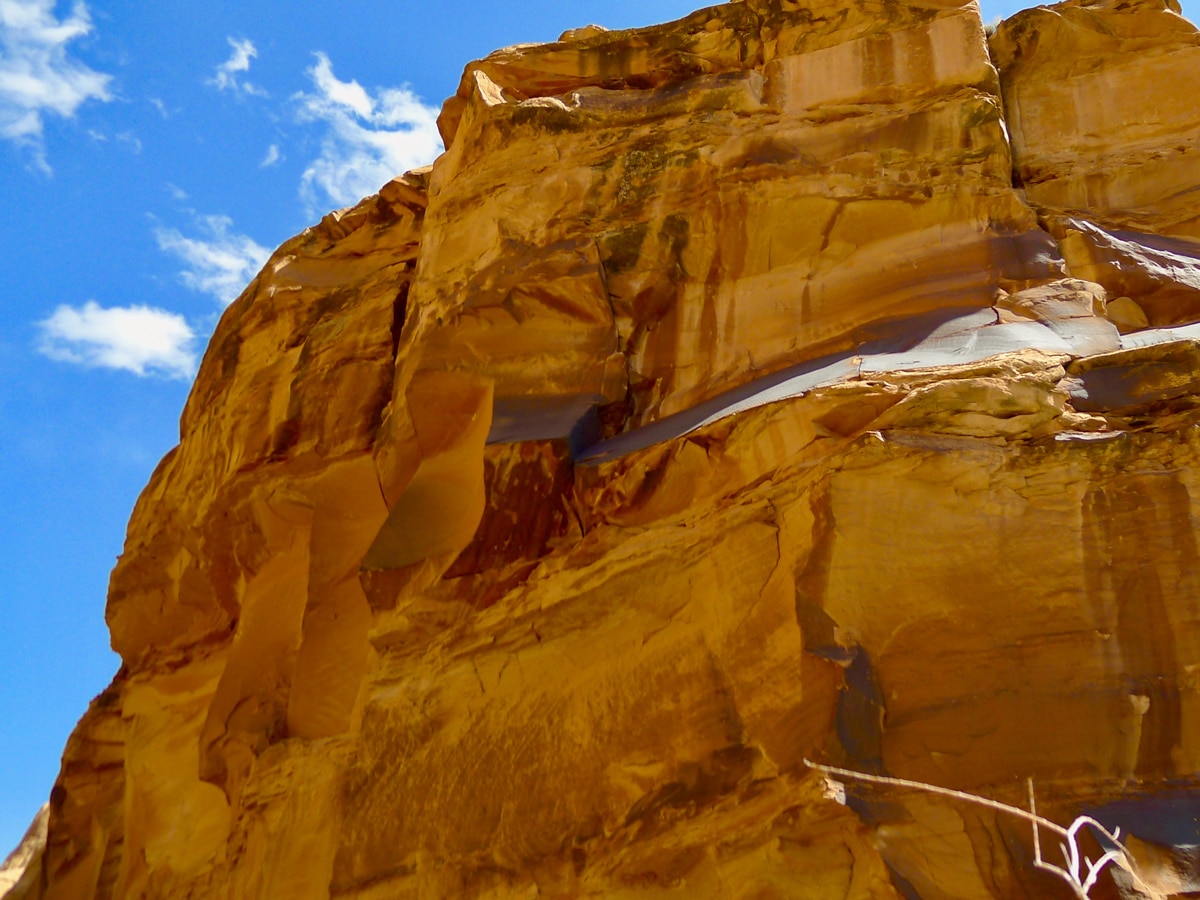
9;0;1200;898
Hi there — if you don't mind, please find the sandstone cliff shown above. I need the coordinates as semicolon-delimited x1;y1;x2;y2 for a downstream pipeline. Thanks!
9;0;1200;897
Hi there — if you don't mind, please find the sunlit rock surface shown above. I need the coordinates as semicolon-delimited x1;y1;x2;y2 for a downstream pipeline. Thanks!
991;0;1200;329
11;1;1200;898
0;807;47;898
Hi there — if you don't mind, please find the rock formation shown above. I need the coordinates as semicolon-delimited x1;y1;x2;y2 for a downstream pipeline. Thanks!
0;808;47;898
8;0;1200;897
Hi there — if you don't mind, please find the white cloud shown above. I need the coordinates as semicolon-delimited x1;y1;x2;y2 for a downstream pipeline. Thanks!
260;142;280;167
86;125;140;153
155;214;270;306
38;301;197;379
209;36;267;97
0;0;112;169
35;210;270;380
294;52;441;213
115;128;138;152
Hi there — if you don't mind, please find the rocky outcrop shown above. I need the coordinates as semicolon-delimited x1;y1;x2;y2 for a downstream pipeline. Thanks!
11;0;1200;898
0;807;47;898
992;0;1200;327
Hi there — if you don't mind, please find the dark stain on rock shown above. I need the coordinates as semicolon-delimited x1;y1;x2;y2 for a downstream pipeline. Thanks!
1083;472;1195;776
837;649;886;776
623;744;762;830
444;442;577;607
597;223;650;275
1066;342;1200;414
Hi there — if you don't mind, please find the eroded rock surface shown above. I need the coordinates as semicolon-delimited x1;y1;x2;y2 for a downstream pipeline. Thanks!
992;0;1200;328
12;1;1200;898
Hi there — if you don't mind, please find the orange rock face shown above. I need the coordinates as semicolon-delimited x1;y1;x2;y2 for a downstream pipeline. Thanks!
992;0;1200;329
10;1;1200;898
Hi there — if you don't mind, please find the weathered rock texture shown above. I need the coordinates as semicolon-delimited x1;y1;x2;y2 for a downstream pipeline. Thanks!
0;807;48;897
10;0;1200;898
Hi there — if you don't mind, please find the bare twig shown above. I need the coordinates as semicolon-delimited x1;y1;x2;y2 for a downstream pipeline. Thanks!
804;759;1070;837
803;759;1148;899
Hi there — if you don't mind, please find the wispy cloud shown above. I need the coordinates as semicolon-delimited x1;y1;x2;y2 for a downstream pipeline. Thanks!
209;36;267;97
260;142;280;167
155;214;270;306
37;301;197;379
147;96;175;118
294;52;441;213
36;210;269;379
0;0;112;171
86;126;141;153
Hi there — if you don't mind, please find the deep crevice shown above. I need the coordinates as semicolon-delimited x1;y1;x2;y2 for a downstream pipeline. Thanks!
390;281;411;362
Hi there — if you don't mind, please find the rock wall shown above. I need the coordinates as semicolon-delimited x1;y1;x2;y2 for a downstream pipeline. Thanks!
9;0;1200;898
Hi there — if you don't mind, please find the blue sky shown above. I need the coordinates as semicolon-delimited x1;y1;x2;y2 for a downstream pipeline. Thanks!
0;0;1194;855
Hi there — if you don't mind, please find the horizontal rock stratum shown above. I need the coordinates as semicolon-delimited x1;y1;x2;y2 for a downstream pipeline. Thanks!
9;0;1200;897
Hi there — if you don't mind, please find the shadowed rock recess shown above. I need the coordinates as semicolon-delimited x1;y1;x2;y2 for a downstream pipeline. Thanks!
12;0;1200;897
